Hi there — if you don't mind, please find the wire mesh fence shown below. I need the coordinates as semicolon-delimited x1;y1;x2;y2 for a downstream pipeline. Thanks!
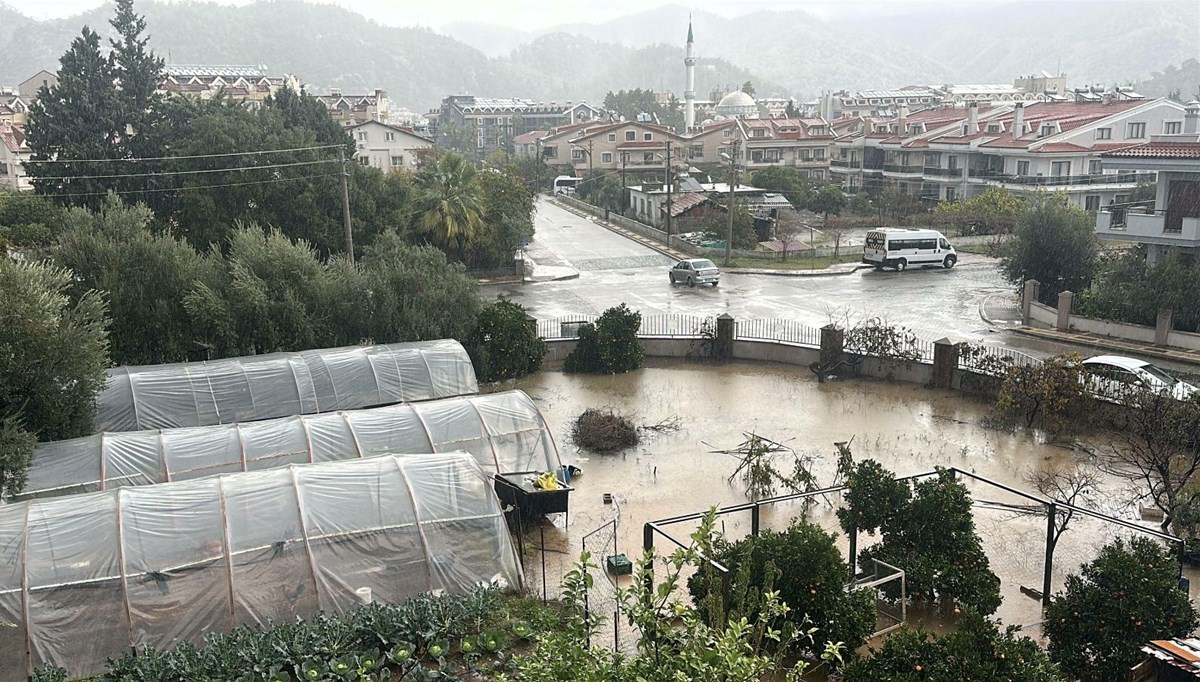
581;519;626;651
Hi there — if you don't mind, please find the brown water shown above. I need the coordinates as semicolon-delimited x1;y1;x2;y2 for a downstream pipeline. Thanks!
498;358;1192;652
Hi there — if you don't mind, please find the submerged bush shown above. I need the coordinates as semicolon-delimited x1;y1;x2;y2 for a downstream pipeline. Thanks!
564;304;642;374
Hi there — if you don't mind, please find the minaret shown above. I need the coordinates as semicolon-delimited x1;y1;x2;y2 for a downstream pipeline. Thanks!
684;17;696;132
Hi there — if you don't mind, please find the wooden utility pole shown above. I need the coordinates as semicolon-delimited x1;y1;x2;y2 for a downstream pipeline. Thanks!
338;147;354;263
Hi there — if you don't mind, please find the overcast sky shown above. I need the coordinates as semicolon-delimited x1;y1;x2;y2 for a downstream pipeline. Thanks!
1;0;1079;29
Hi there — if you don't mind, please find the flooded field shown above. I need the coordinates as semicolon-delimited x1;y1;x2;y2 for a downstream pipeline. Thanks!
494;358;1192;648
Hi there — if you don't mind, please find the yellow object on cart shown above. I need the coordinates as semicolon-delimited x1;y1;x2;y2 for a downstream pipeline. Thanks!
533;472;559;490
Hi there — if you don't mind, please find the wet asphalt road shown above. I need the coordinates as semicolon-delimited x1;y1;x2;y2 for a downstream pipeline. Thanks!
495;199;1011;341
491;199;1197;374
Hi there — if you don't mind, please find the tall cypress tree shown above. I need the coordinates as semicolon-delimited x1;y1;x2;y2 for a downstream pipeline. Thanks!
110;0;167;193
24;28;122;209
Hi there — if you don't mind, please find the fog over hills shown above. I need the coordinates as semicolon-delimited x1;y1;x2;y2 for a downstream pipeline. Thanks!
2;0;1196;111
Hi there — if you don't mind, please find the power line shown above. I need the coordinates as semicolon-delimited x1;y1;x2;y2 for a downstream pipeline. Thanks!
32;172;344;199
27;144;346;164
34;159;339;181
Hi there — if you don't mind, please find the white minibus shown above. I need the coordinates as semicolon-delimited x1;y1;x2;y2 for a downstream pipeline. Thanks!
863;228;957;271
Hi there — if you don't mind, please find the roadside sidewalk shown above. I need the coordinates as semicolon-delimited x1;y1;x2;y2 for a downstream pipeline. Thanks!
1015;325;1200;368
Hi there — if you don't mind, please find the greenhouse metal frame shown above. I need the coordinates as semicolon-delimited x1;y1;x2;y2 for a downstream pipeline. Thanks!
0;453;522;680
16;391;562;501
97;339;479;433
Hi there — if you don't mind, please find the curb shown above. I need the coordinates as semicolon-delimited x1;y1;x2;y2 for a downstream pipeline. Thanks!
1012;326;1200;369
724;265;869;277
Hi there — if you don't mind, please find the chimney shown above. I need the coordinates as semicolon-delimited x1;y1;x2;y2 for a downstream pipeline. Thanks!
966;102;979;134
1012;102;1024;140
1186;100;1200;135
897;103;909;135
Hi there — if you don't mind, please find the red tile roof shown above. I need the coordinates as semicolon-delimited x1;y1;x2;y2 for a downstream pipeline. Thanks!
0;123;28;153
512;130;548;145
668;192;708;216
1103;141;1200;159
1033;142;1092;153
616;141;669;149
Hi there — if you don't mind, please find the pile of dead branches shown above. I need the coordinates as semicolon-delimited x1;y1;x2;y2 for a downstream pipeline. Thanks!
571;408;639;453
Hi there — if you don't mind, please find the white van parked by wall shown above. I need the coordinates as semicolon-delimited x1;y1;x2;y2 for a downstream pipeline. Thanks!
863;228;957;271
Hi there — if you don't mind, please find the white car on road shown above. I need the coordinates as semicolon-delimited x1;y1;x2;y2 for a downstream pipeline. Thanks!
669;258;720;287
1081;355;1198;402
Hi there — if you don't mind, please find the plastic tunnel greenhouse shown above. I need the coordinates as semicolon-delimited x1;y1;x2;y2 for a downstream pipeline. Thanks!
0;453;521;680
96;339;479;433
16;391;562;501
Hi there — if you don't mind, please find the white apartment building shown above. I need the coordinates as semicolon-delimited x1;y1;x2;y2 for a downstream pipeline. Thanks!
348;121;432;172
737;117;833;179
0;122;29;191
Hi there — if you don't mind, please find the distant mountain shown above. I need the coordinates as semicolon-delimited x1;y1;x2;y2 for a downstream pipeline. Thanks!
449;0;1199;96
0;1;774;112
439;21;532;58
1135;59;1200;99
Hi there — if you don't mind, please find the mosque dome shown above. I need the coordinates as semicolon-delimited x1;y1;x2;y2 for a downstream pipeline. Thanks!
715;90;758;118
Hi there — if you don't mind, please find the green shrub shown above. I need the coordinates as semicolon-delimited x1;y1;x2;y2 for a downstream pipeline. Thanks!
1045;536;1198;681
467;299;546;383
687;521;877;657
841;608;1064;681
563;304;642;374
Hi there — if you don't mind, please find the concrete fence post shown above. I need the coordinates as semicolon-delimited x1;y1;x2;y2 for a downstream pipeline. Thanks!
1156;308;1174;346
932;338;959;389
1055;291;1073;332
524;314;538;336
1021;279;1040;323
820;324;845;367
715;313;735;360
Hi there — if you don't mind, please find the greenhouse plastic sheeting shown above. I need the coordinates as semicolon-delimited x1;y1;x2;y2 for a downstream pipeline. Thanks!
0;453;521;681
16;391;562;501
96;339;478;433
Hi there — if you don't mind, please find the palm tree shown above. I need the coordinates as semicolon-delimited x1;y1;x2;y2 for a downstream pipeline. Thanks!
414;153;484;257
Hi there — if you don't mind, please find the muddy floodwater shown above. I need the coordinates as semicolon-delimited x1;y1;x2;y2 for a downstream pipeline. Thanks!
496;358;1192;649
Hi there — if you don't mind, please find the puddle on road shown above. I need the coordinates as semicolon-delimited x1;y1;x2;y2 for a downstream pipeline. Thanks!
494;359;1187;649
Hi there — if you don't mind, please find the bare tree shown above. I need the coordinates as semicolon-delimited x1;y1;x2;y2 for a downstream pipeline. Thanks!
1106;391;1200;533
773;209;807;261
824;217;849;258
1028;462;1102;556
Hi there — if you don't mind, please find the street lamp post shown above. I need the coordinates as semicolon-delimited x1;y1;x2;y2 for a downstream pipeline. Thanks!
663;140;674;243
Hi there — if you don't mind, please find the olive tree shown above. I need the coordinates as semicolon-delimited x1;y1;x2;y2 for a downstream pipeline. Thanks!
1000;194;1097;305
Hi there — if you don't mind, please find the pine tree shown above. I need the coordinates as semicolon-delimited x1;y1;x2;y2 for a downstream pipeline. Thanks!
24;27;122;209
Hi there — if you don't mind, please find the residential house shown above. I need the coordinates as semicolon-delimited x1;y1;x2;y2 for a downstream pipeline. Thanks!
160;65;300;109
18;70;56;99
430;95;601;156
0;122;30;191
1094;101;1200;265
0;92;30;126
737;117;833;179
512;130;549;159
314;88;389;126
546;120;687;180
919;96;1180;207
348;120;432;172
627;179;791;231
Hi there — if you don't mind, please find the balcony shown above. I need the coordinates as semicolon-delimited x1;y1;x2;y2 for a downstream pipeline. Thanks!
883;164;923;175
1095;203;1200;246
988;171;1156;189
830;159;854;168
923;166;964;178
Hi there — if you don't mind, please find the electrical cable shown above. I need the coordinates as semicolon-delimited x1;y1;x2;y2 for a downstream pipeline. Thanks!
32;158;338;181
32;172;344;199
26;144;347;164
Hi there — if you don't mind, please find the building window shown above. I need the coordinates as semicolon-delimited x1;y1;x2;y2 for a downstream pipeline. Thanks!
1128;122;1146;138
359;156;370;166
602;152;613;163
689;145;703;158
1017;160;1030;175
391;155;404;167
625;131;636;141
752;129;766;137
800;150;811;161
812;170;823;179
813;149;825;160
643;152;654;163
1038;124;1055;138
946;187;957;201
1096;127;1112;140
1085;195;1101;212
717;147;726;157
571;149;585;160
987;123;1001;133
608;133;616;142
1088;159;1102;175
948;155;959;170
1165;121;1183;134
723;128;731;138
924;152;940;166
356;131;368;141
1051;161;1070;176
385;132;395;141
543;146;557;158
643;132;653;141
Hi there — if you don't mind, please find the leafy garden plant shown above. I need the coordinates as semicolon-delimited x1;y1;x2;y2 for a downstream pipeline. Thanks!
466;298;546;383
564;304;643;374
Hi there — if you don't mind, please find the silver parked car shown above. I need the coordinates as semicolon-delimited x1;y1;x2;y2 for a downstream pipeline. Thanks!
669;258;720;287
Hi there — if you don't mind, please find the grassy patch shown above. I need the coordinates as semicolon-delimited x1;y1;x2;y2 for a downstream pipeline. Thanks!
725;253;863;271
